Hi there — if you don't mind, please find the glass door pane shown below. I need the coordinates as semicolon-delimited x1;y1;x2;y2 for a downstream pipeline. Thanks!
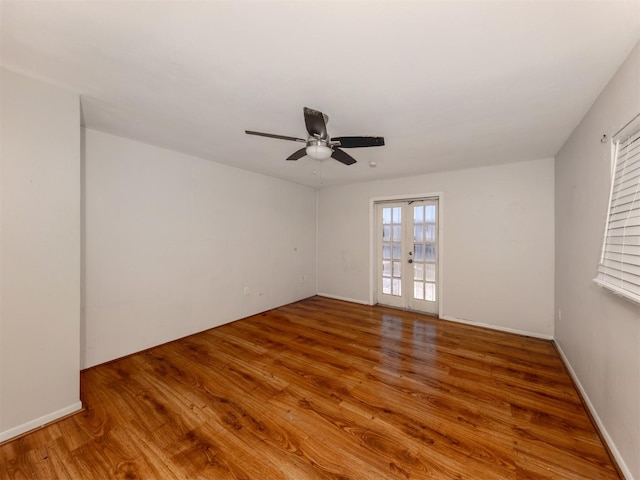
381;206;402;296
377;203;405;309
409;201;437;311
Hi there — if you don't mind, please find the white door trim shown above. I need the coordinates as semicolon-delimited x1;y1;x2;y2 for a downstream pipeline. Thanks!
369;192;444;318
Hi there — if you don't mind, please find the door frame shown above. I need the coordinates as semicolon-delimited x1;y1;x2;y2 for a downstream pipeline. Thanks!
369;192;444;318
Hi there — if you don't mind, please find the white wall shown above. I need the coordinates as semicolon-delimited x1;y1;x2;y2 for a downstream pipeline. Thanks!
555;42;640;480
317;158;555;337
0;69;81;441
83;129;317;368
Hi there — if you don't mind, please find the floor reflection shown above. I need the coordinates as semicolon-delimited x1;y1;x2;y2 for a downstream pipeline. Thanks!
379;313;438;376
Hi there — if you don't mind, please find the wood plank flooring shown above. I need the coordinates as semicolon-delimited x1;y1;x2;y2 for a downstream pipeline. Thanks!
0;296;620;479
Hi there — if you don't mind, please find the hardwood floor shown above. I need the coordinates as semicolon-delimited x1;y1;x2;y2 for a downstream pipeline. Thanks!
0;296;620;479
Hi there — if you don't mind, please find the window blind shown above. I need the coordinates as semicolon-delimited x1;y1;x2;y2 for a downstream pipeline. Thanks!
594;125;640;304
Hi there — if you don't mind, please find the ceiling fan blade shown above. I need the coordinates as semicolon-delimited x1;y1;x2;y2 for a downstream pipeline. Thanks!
245;130;306;143
286;148;307;161
331;148;357;166
303;107;328;139
331;136;385;148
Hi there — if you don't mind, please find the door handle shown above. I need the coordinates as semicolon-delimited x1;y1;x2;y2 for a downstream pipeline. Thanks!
408;259;413;264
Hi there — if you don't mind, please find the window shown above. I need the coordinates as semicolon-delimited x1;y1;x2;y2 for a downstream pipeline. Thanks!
594;115;640;304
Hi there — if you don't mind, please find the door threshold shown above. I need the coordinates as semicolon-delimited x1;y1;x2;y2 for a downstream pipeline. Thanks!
374;302;439;319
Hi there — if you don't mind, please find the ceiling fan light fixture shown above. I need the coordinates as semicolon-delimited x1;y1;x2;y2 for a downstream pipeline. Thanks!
306;143;332;160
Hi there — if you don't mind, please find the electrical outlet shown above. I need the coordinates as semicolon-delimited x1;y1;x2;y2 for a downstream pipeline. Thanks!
243;287;250;296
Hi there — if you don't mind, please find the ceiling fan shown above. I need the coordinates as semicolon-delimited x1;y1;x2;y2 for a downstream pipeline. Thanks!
245;107;385;165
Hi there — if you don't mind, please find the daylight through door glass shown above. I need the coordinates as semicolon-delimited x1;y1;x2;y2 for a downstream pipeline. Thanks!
413;204;437;301
381;206;402;296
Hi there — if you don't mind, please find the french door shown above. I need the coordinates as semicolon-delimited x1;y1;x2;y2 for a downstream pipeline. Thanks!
376;199;439;315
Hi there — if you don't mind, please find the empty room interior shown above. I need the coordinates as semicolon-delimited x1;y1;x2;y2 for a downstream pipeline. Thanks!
1;1;640;479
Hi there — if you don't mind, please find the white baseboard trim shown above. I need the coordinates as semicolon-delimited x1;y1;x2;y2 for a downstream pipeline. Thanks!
440;315;554;340
0;401;83;443
554;342;633;480
317;293;371;306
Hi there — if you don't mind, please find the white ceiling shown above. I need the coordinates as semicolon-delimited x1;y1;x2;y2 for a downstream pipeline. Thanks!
2;1;639;187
